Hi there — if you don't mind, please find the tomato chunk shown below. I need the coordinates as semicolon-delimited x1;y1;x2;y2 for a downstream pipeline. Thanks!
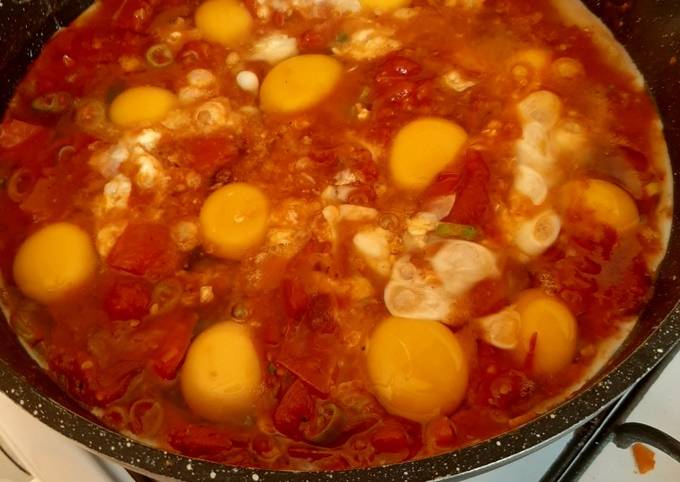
282;278;309;319
278;323;338;393
426;171;460;199
48;350;139;407
0;120;45;149
168;424;233;458
175;135;239;178
426;416;457;447
147;309;198;379
371;422;410;453
446;150;491;225
107;223;180;279
112;0;159;32
274;379;314;439
375;55;422;84
103;277;151;321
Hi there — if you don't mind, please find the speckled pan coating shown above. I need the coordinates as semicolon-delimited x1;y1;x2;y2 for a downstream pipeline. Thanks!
1;1;680;481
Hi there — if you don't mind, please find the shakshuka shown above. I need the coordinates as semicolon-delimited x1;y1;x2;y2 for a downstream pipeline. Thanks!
0;0;672;471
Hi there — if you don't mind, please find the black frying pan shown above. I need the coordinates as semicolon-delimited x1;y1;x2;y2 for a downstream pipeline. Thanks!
1;1;679;481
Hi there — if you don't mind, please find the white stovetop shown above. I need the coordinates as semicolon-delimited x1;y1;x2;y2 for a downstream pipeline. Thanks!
1;353;679;482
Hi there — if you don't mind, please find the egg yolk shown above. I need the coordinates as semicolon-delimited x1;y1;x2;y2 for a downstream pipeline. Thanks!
13;223;97;304
109;86;177;128
199;182;269;260
366;317;469;422
511;48;552;72
260;55;343;114
513;290;577;376
561;178;639;232
360;0;411;12
390;117;468;191
194;0;253;47
181;322;262;422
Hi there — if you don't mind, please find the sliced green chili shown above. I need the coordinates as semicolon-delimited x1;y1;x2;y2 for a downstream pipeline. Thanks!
146;43;174;68
335;32;349;43
231;302;249;320
31;92;72;114
151;279;182;314
303;402;344;445
435;222;479;241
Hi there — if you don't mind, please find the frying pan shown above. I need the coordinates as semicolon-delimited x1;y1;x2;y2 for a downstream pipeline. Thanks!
1;1;679;481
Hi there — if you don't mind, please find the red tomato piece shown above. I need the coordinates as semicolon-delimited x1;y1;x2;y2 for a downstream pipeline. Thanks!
298;24;336;53
112;0;159;32
48;350;139;407
103;277;151;321
0;193;31;280
0;120;45;149
277;312;338;393
375;56;422;84
273;379;314;439
148;310;198;379
372;55;431;110
381;79;418;107
425;171;460;198
446;151;491;225
466;278;507;318
427;416;457;447
251;435;273;455
168;424;233;458
371;422;410;453
282;278;309;319
107;223;180;279
179;136;239;177
302;294;336;334
619;144;649;172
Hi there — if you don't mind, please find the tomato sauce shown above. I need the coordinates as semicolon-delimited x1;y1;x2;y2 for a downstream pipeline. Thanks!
0;0;670;471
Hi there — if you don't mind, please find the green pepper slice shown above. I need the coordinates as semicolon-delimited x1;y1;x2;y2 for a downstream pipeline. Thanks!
435;222;479;241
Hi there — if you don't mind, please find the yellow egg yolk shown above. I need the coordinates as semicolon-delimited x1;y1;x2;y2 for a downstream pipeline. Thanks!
109;86;177;128
199;182;269;260
181;322;262;422
366;317;469;422
360;0;411;12
561;178;639;232
194;0;253;47
259;55;343;114
513;290;578;376
511;48;552;72
13;223;97;304
389;117;468;191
